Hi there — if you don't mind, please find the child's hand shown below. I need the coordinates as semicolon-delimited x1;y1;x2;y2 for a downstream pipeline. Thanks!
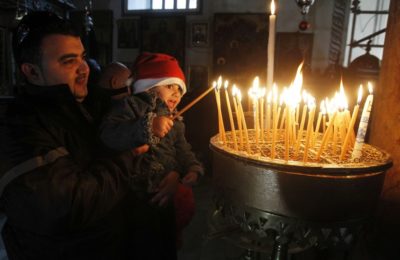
152;116;173;138
151;171;179;207
131;144;149;155
182;172;199;186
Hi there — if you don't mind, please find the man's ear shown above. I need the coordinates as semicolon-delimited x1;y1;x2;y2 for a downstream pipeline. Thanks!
20;63;42;83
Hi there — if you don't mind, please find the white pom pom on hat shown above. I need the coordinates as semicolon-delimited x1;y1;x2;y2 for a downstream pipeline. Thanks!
132;52;186;95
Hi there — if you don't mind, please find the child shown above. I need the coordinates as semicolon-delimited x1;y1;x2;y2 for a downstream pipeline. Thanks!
99;52;204;248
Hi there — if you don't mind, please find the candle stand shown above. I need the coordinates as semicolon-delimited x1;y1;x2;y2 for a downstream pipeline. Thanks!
209;135;392;259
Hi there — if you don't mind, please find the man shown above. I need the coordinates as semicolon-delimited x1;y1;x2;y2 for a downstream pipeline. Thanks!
0;11;177;259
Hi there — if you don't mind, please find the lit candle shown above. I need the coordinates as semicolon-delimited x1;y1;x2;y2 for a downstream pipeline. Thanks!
337;82;349;154
266;91;272;142
294;92;308;157
214;77;226;144
224;80;238;150
303;98;316;162
260;88;266;142
285;102;290;161
312;100;325;148
340;85;362;161
267;0;276;90
352;82;374;160
323;98;329;133
238;91;251;153
271;106;278;159
249;77;260;145
232;85;243;149
317;110;338;160
271;93;282;159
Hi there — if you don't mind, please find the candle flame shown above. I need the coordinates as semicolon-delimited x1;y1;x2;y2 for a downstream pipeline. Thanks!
224;80;229;89
217;76;222;90
307;95;316;109
237;90;242;102
302;90;308;103
270;0;276;15
291;62;304;106
368;82;373;94
357;85;363;104
249;76;261;100
212;81;217;89
325;97;336;114
253;76;260;88
232;84;239;96
338;80;348;110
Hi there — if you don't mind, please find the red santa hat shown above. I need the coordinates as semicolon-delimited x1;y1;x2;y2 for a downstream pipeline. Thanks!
132;52;186;95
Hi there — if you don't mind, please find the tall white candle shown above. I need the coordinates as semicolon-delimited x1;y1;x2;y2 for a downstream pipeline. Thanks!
352;83;374;160
267;0;276;90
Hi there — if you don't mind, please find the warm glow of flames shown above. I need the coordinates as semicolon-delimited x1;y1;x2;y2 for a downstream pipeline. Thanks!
337;81;348;110
357;85;363;104
307;95;316;109
272;83;278;103
224;80;229;89
271;0;276;15
248;76;261;100
320;100;326;115
237;90;242;102
267;91;272;104
368;82;373;94
325;97;336;114
260;87;266;99
232;84;239;96
217;76;222;90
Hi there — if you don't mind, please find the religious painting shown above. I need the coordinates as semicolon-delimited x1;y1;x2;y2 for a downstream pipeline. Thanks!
187;65;208;95
141;16;186;68
190;22;208;47
117;18;140;49
213;13;268;89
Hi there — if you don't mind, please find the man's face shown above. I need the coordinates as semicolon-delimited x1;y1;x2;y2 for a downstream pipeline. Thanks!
156;84;182;112
35;34;89;102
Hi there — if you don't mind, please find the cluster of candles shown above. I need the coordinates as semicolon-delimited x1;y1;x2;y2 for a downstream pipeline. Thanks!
212;63;374;163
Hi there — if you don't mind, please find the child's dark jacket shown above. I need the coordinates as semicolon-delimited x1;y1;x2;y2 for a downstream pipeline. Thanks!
100;92;204;187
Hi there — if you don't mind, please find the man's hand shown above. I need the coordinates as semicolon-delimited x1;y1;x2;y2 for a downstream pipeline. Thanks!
151;171;179;207
152;116;173;138
181;171;199;186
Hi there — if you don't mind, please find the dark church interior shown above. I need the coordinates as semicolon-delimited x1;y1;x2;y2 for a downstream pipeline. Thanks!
1;0;400;259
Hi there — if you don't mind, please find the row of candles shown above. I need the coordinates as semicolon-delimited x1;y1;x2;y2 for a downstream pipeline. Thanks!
212;63;374;163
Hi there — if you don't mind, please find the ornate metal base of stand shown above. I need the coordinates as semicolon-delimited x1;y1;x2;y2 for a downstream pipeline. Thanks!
208;197;366;260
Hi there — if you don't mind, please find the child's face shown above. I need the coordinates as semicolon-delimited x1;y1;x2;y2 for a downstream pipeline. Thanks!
155;84;182;111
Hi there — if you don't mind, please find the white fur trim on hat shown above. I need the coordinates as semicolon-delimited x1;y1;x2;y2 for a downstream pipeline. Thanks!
133;77;186;94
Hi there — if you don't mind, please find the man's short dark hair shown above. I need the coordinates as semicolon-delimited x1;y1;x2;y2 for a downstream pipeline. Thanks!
12;11;80;66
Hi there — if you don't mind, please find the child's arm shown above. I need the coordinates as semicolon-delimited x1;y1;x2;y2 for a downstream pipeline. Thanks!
100;97;173;151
